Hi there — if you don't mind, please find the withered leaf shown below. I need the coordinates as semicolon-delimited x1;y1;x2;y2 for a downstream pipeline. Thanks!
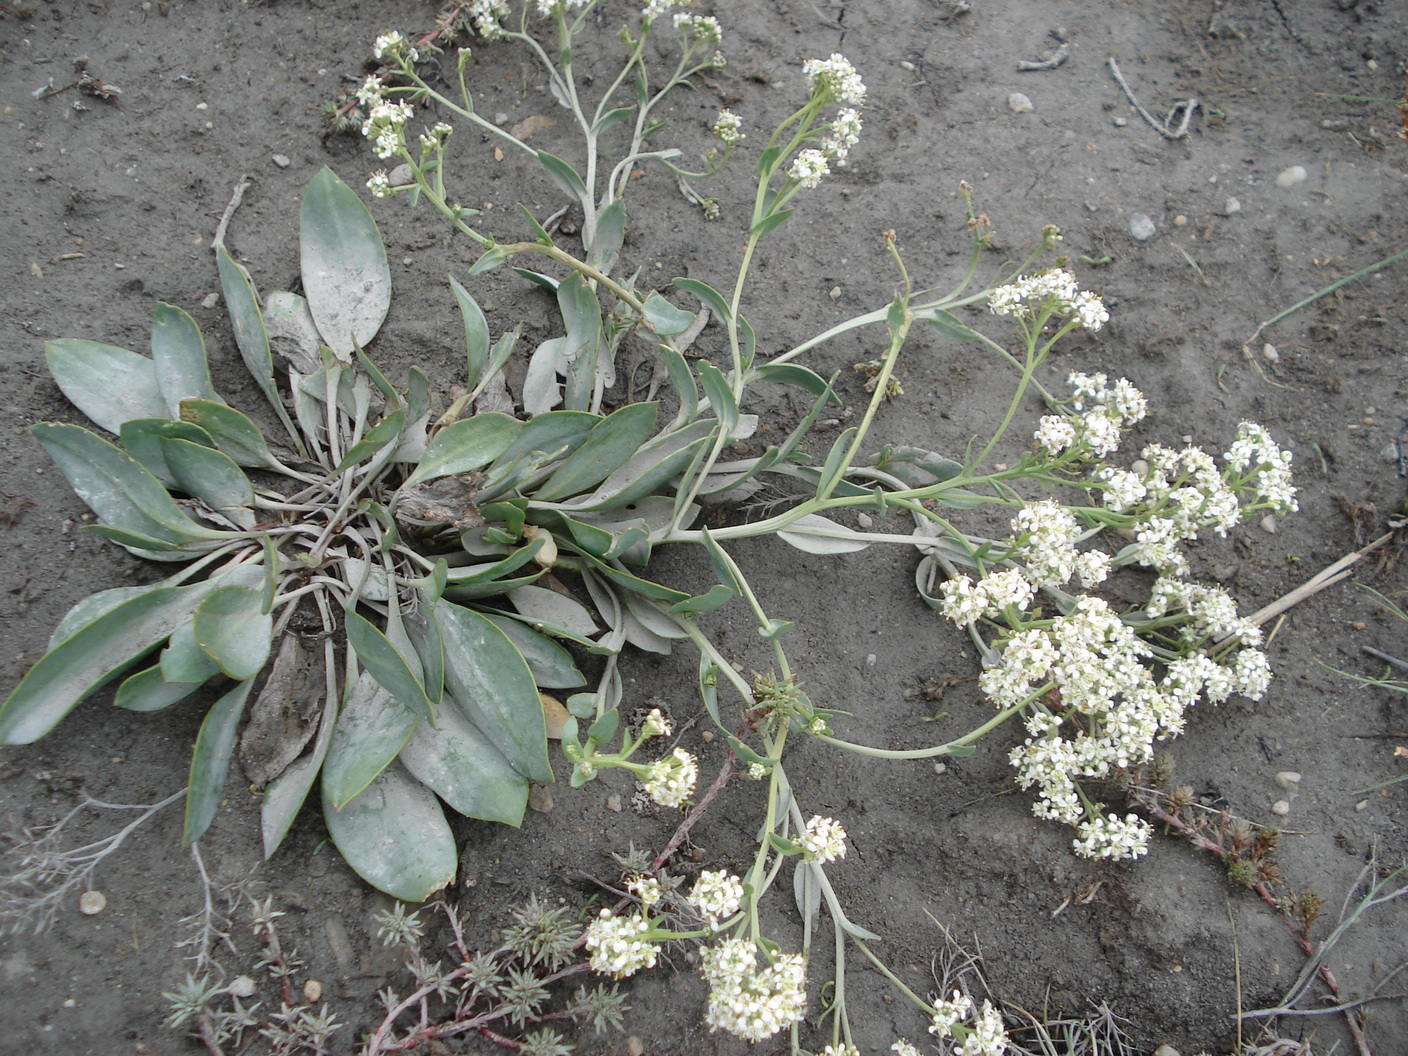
239;633;325;789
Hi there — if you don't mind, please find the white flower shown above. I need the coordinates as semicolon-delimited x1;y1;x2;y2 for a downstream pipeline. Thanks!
803;53;866;106
583;910;657;978
366;171;392;199
821;107;863;164
929;990;974;1037
1033;414;1077;455
354;75;385;107
641;0;678;22
640;707;672;739
361;99;414;159
892;1041;923;1056
373;31;420;64
642;747;697;807
700;939;807;1042
988;270;1107;332
673;12;723;42
821;1046;861;1056
687;870;744;927
800;815;847;863
712;109;744;146
1072;811;1152;860
788;148;830;189
467;0;510;39
957;1000;1010;1056
626;875;663;905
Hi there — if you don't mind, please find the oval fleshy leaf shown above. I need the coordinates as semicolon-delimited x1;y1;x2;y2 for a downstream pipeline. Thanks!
402;412;523;489
534;402;659;502
777;513;872;555
162;438;256;529
119;418;217;487
397;698;528;826
151;302;220;414
427;599;551;784
300;167;391;358
322;669;419;810
0;583;217;744
216;247;280;410
31;422;227;545
183;678;256;845
45;339;169;433
114;663;206;713
322;763;456;902
178;399;287;471
193;586;274;681
345;609;436;724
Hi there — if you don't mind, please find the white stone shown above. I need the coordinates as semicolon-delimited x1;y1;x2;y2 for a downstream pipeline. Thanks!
1129;213;1157;241
1008;92;1034;114
1276;165;1308;188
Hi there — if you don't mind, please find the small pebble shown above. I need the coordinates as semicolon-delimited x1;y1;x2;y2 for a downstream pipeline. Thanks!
1322;118;1350;131
700;730;715;743
1260;515;1279;534
228;976;257;999
302;979;323;1003
626;1038;645;1056
1262;342;1279;362
856;512;872;528
528;785;554;813
1153;1045;1181;1056
78;890;106;916
271;153;290;169
1275;165;1308;188
494;111;510;125
1271;799;1291;816
389;163;414;185
1007;92;1034;114
1355;799;1369;812
933;762;947;776
201;292;220;309
605;793;622;812
1276;771;1302;791
865;653;877;668
1129;213;1157;241
1112;116;1128;127
829;286;841;300
195;101;208;111
1172;214;1187;226
1225;196;1242;214
1085;200;1100;212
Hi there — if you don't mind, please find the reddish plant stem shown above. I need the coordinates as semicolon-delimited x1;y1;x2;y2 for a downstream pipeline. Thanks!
652;751;735;872
1144;800;1371;1056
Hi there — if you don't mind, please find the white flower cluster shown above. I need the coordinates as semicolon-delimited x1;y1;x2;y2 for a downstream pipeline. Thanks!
642;747;698;807
821;107;863;166
582;909;657;978
373;31;420;64
989;268;1108;332
673;12;722;42
803;53;866;106
800;815;848;863
535;0;589;16
1072;812;1152;860
467;0;510;39
362;98;414;160
938;567;1036;626
712;109;744;146
1223;421;1298;512
686;870;744;927
366;170;393;200
927;992;1010;1055
820;1046;861;1056
788;148;830;190
699;939;807;1042
626;874;663;906
1034;372;1147;459
641;0;678;23
1008;500;1109;589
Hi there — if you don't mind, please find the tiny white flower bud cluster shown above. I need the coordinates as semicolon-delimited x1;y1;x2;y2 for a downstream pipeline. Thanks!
583;909;658;978
366;171;393;200
1008;500;1109;589
821;107;863;166
642;747;698;807
373;31;420;64
800;815;848;863
820;1045;861;1056
988;268;1109;332
640;707;672;739
928;992;1010;1055
803;53;867;106
626;874;663;905
673;12;722;43
686;870;743;927
712;109;744;146
699;939;807;1042
362;99;414;160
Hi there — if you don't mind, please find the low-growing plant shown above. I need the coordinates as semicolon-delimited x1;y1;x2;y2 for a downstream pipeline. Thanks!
2;0;1309;1052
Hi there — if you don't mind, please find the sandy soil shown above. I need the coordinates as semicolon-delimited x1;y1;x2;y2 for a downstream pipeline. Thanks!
1;1;1406;1054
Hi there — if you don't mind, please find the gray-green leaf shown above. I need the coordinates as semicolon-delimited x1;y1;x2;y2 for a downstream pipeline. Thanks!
301;166;391;358
45;339;169;434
